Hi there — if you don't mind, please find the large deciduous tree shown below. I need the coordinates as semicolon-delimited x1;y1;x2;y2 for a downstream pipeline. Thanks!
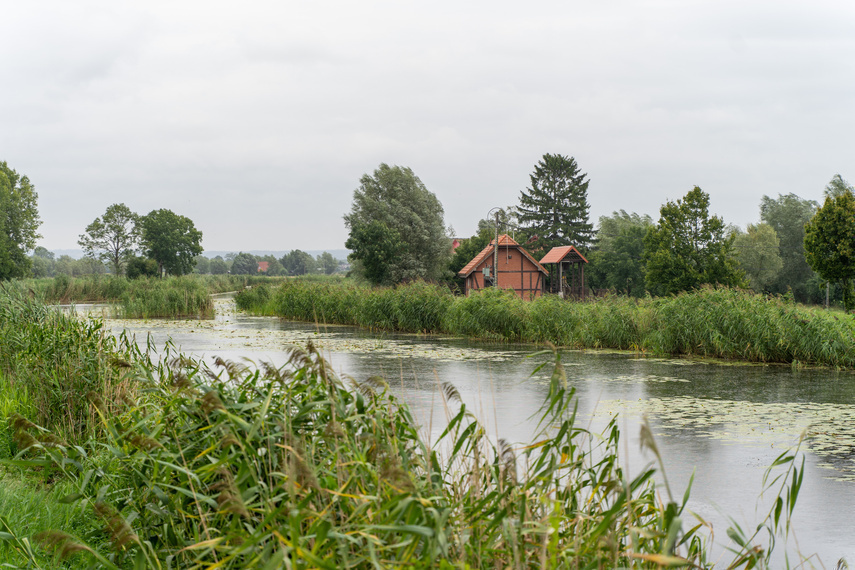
804;190;855;312
231;252;259;275
587;210;653;297
517;154;593;251
317;252;338;275
731;223;783;292
344;164;451;285
0;161;41;279
643;186;743;295
139;209;203;276
759;193;819;302
280;250;317;276
78;203;139;276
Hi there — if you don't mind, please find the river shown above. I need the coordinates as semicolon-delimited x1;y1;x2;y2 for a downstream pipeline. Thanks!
91;298;855;567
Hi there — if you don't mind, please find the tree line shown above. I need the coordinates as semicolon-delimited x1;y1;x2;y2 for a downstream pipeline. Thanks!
344;157;855;309
2;157;853;307
194;250;340;276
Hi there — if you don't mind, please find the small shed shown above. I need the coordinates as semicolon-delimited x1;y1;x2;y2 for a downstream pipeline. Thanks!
540;246;588;299
458;234;547;299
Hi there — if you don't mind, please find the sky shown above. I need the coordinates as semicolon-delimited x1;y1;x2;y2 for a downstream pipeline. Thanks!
3;0;855;253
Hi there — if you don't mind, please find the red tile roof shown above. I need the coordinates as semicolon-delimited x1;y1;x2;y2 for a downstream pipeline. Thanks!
540;245;588;265
458;234;548;277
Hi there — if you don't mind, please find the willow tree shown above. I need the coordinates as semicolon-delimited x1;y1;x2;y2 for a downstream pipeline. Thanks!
759;193;819;301
732;223;783;292
517;154;593;251
804;190;855;312
344;164;451;285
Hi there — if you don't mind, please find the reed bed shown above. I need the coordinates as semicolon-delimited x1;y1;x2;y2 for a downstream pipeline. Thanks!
117;277;215;319
1;341;804;568
237;281;855;368
0;284;137;446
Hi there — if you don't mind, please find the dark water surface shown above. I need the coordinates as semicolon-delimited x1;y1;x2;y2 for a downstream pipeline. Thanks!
99;301;855;567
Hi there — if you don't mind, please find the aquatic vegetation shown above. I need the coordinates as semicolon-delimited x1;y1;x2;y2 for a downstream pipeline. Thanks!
237;281;855;368
117;277;215;319
1;340;808;568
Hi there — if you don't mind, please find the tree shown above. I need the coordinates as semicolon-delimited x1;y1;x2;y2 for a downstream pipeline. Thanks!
317;252;338;275
193;255;210;274
263;258;286;276
30;247;56;278
280;249;317;276
759;193;819;302
731;223;783;292
0;161;41;279
231;252;258;275
345;221;403;285
643;187;744;295
344;164;451;285
517;154;593;252
138;209;203;276
824;174;854;199
804;190;855;312
78;203;139;276
210;256;228;275
586;211;653;297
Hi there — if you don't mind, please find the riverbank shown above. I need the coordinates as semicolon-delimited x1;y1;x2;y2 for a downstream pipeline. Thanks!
0;283;811;567
17;274;282;319
236;281;855;368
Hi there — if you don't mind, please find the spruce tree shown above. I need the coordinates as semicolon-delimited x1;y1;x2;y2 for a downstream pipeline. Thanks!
517;154;593;251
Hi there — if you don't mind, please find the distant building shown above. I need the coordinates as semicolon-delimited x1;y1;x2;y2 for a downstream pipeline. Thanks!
540;246;588;299
457;234;547;299
257;261;269;273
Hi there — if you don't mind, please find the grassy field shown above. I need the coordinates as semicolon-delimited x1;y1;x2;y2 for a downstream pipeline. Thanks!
0;283;811;567
237;280;855;368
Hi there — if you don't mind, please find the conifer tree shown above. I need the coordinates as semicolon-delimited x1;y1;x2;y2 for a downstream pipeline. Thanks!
517;154;593;251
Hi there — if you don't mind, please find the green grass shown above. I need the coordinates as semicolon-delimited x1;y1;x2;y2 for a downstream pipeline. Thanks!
237;281;855;368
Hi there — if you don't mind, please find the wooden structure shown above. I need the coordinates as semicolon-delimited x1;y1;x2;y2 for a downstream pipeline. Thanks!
540;246;588;299
458;234;547;299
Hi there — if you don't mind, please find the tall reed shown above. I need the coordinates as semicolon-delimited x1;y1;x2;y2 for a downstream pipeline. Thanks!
237;281;855;368
0;284;137;446
2;343;806;568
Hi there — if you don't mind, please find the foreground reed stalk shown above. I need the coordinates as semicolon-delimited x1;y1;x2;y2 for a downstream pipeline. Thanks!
236;281;855;368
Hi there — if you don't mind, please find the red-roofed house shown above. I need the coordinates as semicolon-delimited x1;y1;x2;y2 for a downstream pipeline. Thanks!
457;234;547;299
257;261;270;273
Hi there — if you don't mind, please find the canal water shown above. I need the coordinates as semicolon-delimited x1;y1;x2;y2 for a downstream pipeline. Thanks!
93;299;855;566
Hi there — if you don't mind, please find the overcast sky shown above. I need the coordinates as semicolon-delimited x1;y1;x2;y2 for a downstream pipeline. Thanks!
3;0;854;253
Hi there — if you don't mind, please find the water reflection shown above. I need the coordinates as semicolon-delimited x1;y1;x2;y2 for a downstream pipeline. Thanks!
100;304;855;566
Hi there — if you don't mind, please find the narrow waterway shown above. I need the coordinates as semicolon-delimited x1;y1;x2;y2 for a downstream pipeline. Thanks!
93;298;855;567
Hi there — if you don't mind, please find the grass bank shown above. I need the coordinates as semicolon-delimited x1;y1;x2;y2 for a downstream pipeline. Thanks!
236;280;855;368
0;319;805;568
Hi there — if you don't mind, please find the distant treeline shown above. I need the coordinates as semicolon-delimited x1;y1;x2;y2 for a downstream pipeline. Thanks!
237;280;855;368
27;247;344;278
